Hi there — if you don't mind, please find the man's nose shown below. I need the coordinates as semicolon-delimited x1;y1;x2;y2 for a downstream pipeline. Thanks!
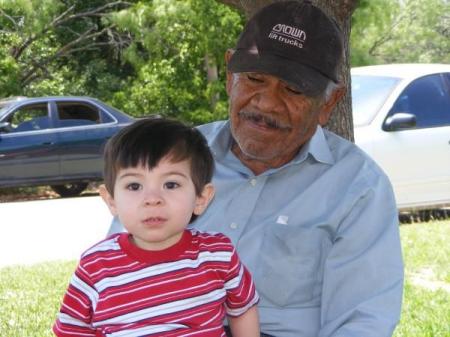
253;82;286;114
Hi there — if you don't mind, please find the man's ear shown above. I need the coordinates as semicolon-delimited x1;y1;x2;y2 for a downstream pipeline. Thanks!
318;84;346;126
225;49;234;95
193;183;215;216
99;184;118;216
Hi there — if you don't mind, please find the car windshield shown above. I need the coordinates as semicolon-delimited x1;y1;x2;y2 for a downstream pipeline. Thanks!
351;74;401;126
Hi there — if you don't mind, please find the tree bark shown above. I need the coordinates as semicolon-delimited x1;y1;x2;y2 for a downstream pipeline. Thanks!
217;0;357;141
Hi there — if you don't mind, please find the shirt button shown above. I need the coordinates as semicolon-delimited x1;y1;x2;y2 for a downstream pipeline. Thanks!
250;178;257;186
230;222;238;229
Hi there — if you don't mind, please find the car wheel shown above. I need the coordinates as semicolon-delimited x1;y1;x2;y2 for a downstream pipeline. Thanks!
50;183;89;197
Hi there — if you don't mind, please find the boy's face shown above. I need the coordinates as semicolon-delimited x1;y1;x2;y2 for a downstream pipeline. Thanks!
100;157;214;251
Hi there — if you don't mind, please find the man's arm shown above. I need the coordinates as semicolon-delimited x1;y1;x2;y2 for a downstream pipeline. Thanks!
319;173;404;337
228;305;260;337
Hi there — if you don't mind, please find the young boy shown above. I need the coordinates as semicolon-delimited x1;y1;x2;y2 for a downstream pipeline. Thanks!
53;118;259;337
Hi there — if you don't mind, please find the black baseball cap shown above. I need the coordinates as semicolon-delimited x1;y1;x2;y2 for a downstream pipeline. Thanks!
227;0;343;96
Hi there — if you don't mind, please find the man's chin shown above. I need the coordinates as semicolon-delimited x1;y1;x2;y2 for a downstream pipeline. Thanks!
233;142;279;162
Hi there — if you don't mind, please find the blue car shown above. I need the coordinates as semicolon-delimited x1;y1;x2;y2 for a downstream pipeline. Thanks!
0;96;135;197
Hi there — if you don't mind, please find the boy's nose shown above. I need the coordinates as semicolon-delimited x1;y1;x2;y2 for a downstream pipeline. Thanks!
143;191;164;206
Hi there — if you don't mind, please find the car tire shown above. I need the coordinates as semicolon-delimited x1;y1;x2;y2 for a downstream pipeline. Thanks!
50;183;89;197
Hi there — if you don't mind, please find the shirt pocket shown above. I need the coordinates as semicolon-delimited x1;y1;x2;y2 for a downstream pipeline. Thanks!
257;225;330;307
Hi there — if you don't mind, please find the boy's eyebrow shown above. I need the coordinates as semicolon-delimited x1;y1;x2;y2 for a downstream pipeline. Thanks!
117;170;190;179
117;171;143;179
162;171;190;179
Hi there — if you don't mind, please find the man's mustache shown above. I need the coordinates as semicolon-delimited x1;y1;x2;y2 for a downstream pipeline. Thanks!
238;111;291;130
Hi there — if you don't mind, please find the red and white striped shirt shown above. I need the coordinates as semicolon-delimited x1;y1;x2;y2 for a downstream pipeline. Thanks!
53;229;258;337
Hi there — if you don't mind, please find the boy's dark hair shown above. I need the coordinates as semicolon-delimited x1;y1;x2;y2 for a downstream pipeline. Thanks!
103;117;214;197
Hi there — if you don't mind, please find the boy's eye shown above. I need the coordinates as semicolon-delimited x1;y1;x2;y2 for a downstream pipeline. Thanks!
164;181;180;189
126;182;142;191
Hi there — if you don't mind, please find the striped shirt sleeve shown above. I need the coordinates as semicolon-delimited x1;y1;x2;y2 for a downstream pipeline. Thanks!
53;261;98;336
223;244;259;317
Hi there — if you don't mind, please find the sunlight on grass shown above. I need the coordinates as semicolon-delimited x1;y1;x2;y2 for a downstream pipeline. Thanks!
0;221;449;336
0;261;76;337
400;220;450;283
393;220;450;337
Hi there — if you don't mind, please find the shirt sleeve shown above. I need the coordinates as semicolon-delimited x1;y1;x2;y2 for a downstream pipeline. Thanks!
319;173;404;337
53;262;98;336
223;245;259;317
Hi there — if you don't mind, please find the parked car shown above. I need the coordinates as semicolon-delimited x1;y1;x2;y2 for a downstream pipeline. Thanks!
352;64;450;211
0;96;135;197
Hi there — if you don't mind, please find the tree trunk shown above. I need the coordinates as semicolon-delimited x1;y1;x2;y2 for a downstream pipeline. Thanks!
217;0;357;142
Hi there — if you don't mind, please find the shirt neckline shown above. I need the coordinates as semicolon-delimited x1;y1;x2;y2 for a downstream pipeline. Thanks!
118;230;193;264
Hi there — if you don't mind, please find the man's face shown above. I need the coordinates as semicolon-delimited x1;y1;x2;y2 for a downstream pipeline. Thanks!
227;71;331;171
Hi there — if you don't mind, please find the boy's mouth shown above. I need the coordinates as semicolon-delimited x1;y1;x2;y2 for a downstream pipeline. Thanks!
142;217;166;226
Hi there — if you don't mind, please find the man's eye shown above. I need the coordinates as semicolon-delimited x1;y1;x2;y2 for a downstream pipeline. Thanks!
126;183;141;191
286;86;303;95
246;74;264;83
164;181;180;189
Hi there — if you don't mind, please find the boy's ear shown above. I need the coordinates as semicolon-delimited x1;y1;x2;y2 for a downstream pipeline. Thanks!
193;183;215;216
99;184;118;216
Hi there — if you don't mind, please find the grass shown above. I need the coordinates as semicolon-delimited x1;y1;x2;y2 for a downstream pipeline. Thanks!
0;221;449;336
394;220;450;337
0;261;76;336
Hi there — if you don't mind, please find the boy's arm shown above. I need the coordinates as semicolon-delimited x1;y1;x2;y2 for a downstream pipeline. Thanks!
53;263;97;336
228;305;260;337
222;236;260;336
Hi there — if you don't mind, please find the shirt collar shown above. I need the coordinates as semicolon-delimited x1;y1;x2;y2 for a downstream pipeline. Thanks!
294;126;335;165
208;121;335;173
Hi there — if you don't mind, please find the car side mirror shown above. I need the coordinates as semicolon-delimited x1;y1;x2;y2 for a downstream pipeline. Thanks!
383;112;416;131
0;122;11;133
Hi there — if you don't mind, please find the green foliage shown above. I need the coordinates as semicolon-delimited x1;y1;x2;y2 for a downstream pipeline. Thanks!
351;0;450;66
110;0;244;123
0;0;243;124
0;0;133;100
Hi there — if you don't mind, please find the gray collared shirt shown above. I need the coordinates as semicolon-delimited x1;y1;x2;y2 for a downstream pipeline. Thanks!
192;121;403;337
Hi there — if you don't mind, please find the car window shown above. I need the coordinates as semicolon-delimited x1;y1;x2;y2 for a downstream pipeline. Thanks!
389;74;450;128
4;103;50;133
351;75;400;126
56;102;101;127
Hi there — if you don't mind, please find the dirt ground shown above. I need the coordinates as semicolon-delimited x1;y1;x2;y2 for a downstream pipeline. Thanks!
0;183;100;203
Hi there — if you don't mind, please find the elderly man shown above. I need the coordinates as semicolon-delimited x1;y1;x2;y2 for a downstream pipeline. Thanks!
196;1;403;336
109;1;404;336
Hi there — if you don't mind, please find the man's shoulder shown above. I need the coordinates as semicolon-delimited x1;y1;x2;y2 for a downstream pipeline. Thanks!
196;120;227;139
323;129;391;184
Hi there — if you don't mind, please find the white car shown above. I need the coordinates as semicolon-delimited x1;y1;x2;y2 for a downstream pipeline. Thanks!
351;64;450;211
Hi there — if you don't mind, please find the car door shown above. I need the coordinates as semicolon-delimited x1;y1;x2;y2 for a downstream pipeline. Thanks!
371;73;450;209
0;101;59;186
53;100;116;179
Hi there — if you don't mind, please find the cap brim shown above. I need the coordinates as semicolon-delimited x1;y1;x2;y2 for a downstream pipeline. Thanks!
228;50;330;96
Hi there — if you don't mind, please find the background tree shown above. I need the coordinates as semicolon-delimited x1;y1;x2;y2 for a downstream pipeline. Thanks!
109;0;244;124
0;0;132;99
351;0;450;66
